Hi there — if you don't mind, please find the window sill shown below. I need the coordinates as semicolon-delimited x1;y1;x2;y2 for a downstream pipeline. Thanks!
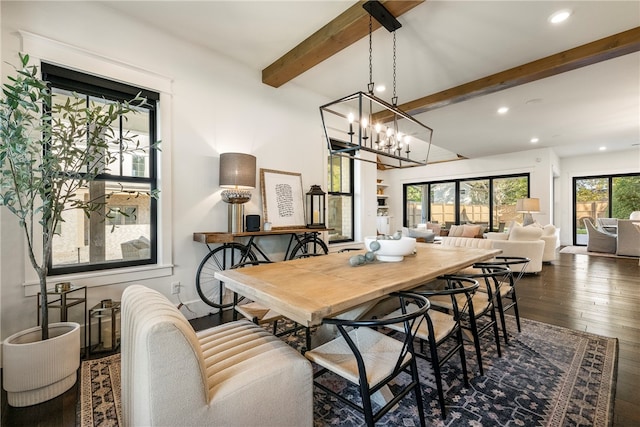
23;264;174;297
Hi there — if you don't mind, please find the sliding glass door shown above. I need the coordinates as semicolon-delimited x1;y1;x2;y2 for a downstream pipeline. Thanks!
573;174;640;245
404;174;528;232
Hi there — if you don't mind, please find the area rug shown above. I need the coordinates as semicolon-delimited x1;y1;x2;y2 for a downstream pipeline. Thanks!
560;245;637;260
78;316;617;427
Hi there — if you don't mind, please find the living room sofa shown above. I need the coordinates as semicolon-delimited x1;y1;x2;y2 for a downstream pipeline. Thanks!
443;226;545;274
121;285;313;427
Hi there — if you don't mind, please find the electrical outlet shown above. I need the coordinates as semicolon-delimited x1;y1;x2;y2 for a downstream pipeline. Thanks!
171;282;181;294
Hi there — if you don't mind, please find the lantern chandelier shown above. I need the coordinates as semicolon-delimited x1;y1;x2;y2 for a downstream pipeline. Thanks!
320;0;433;169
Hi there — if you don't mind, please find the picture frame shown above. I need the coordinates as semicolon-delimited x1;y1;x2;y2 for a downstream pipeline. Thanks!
260;168;306;229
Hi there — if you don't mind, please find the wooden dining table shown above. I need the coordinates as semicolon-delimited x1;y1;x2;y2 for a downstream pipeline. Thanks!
215;243;501;327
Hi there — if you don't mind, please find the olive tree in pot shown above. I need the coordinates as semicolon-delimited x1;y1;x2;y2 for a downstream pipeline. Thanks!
0;54;150;406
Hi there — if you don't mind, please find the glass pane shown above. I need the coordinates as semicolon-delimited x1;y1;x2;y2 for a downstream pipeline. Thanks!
612;176;640;219
459;179;489;226
493;176;528;231
51;181;152;267
327;154;350;193
405;184;426;228
120;108;151;178
575;177;609;245
430;183;456;228
327;195;352;242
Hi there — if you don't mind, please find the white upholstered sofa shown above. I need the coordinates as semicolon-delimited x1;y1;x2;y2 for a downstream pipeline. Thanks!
121;285;313;427
442;225;546;273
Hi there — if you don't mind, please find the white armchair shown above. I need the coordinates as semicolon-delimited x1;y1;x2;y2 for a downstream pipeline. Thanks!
484;226;546;273
616;219;640;257
121;285;313;427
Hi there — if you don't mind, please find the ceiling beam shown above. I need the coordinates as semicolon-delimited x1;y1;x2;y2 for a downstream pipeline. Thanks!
374;26;640;122
262;1;424;88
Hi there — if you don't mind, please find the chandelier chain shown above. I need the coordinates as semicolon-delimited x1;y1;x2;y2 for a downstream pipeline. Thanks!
392;31;397;106
368;15;374;93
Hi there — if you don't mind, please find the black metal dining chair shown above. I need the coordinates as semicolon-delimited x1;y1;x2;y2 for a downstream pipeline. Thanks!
473;256;530;343
383;277;480;419
429;265;510;376
304;292;429;427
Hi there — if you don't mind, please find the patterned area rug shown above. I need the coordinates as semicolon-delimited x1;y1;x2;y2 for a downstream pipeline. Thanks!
79;354;121;427
78;316;617;427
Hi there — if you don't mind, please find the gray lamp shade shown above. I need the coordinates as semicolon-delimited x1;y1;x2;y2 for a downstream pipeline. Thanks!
219;153;256;189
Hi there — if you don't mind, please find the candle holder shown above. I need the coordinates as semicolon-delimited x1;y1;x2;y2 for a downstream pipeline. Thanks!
306;185;326;229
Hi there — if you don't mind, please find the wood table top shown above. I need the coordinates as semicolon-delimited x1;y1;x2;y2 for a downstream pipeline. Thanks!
193;228;332;244
215;244;501;327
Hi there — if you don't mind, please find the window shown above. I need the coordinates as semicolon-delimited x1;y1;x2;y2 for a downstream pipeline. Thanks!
573;173;640;245
42;63;159;274
327;141;354;243
404;174;529;232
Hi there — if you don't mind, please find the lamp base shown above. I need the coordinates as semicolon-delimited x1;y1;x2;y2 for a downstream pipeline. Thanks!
227;203;246;233
522;213;534;226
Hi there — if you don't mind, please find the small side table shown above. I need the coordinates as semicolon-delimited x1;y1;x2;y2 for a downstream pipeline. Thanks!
88;300;121;354
37;284;88;358
37;285;87;326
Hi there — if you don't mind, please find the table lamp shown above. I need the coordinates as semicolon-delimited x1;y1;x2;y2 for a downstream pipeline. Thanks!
219;153;256;233
516;197;540;226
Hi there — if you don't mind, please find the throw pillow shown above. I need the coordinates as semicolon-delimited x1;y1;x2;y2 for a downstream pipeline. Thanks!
509;226;543;241
448;225;464;237
542;224;556;236
461;224;481;238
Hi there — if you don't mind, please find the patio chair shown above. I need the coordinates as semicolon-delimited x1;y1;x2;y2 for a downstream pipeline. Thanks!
597;218;618;234
584;218;616;254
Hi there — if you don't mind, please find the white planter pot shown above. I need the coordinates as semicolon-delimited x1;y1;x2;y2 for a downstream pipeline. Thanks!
2;322;81;407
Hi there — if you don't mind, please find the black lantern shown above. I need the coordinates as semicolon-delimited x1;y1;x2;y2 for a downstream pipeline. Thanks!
306;185;326;229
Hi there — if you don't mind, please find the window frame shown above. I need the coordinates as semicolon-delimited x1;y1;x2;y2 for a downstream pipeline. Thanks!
403;173;530;232
572;172;640;246
327;140;355;244
41;63;159;275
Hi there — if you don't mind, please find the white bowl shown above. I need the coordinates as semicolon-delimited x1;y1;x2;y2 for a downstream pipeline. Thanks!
364;236;416;262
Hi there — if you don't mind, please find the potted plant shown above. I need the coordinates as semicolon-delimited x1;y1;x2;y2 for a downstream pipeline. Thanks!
0;53;149;406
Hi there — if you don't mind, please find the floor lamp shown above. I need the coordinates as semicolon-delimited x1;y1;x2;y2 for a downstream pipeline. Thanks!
219;153;256;233
516;198;540;226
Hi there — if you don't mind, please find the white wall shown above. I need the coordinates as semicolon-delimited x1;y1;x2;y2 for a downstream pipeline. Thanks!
0;1;333;349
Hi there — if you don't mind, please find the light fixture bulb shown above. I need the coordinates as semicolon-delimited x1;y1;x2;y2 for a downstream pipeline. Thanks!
361;117;368;128
386;128;393;137
348;112;354;123
549;9;571;24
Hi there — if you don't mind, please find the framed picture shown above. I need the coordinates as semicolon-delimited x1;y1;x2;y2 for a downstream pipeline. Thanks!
260;168;306;229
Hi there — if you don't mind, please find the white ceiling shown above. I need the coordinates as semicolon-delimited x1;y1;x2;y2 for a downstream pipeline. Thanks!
100;1;640;160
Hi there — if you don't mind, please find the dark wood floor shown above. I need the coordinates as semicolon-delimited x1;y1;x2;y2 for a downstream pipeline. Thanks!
2;252;639;426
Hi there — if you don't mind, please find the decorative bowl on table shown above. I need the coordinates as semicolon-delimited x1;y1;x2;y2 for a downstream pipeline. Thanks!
364;236;416;262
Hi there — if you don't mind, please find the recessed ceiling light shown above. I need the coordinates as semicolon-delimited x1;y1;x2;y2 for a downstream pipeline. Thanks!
375;85;386;93
530;137;539;143
549;9;571;24
599;146;607;151
497;106;509;114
